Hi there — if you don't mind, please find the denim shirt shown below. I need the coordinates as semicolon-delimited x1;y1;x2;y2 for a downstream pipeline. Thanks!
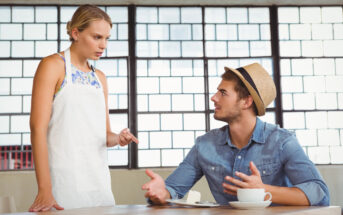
165;118;330;206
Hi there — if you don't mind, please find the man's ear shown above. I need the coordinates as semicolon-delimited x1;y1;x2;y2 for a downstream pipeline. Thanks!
242;95;254;110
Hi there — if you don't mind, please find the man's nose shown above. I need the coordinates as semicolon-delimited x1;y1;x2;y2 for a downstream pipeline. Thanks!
211;93;217;102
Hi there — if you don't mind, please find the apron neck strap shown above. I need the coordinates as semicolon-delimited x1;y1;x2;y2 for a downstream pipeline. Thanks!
64;48;72;83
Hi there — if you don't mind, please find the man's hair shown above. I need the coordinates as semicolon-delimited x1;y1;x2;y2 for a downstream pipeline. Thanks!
221;70;258;115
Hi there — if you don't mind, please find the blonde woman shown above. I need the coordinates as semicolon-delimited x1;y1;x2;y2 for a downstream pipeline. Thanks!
29;4;138;212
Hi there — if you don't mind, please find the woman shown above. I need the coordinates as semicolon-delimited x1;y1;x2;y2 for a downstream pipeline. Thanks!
29;4;138;212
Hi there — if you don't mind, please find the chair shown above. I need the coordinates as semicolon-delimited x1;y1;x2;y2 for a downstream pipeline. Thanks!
0;196;16;213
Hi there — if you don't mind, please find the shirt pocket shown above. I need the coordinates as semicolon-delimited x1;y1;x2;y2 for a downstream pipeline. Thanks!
256;162;280;177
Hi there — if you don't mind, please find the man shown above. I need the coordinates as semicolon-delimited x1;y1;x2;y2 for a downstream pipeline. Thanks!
142;63;330;206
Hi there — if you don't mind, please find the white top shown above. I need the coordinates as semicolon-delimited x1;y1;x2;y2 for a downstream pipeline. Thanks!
47;48;115;209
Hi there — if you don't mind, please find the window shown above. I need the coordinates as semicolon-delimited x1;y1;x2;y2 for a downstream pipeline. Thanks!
0;5;342;170
279;6;343;164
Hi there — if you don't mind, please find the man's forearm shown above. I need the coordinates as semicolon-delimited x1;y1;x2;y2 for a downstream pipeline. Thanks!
264;184;310;206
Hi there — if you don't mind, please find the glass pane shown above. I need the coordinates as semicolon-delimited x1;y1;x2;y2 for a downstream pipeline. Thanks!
36;41;58;57
278;7;299;23
136;41;158;57
162;149;183;166
206;41;227;57
322;7;343;23
0;24;22;40
0;6;11;22
0;42;10;57
12;41;34;57
181;8;202;23
300;7;321;23
0;79;10;95
0;116;9;133
170;24;191;40
11;78;33;95
227;8;248;23
139;150;161;167
148;24;169;40
160;41;181;57
118;24;128;40
205;8;226;23
228;41;249;57
249;8;269;23
60;6;77;23
136;24;147;40
238;24;260;40
36;6;57;22
107;41;128;56
11;115;30;132
216;24;237;40
0;60;22;77
159;8;180;23
12;6;34;23
136;7;157;23
106;7;128;22
182;41;203;57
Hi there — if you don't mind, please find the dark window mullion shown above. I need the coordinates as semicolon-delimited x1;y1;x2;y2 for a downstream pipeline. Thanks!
128;4;138;169
270;6;283;128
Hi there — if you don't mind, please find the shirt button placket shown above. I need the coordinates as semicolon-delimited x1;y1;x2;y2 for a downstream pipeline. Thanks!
233;151;243;177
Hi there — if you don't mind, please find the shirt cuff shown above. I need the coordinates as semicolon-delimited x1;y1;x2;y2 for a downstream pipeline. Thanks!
165;185;178;199
295;182;326;206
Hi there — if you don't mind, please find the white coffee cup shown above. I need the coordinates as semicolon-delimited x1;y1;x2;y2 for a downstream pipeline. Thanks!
237;188;272;202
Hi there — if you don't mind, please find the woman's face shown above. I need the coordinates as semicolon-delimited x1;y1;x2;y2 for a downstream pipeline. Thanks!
74;19;111;60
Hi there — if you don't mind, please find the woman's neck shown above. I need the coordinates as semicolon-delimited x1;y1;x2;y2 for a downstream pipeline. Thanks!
69;44;91;72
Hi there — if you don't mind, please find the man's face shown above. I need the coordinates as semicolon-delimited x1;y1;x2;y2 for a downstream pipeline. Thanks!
211;79;245;123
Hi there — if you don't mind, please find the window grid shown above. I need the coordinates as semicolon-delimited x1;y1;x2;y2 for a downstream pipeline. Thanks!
0;5;130;170
0;5;342;170
278;6;343;164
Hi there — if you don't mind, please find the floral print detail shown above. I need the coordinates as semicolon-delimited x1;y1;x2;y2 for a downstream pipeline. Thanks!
54;64;101;97
71;65;101;88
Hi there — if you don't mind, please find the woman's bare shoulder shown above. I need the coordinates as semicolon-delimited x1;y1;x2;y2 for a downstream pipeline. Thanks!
35;53;65;78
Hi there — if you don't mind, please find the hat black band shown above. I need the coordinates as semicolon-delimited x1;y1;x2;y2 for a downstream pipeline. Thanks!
236;67;262;101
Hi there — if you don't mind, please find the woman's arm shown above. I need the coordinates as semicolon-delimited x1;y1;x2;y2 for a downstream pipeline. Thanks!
29;54;64;212
96;70;138;147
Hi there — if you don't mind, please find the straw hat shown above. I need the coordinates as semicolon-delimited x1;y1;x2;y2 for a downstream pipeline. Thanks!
224;63;276;116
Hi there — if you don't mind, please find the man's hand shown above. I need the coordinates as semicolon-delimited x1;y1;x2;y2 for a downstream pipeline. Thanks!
222;161;264;195
141;169;171;205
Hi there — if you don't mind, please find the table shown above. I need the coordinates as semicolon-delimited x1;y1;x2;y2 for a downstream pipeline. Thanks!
12;205;341;215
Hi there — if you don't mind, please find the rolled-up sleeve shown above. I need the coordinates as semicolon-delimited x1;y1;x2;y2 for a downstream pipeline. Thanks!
164;141;204;199
280;134;330;206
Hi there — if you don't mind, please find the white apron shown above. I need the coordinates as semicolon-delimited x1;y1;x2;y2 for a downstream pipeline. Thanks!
47;48;115;209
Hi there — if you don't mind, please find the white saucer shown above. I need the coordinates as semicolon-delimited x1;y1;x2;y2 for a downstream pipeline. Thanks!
229;200;271;209
166;199;220;207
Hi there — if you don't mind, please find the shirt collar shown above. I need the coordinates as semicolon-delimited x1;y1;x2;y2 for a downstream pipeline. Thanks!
224;117;266;147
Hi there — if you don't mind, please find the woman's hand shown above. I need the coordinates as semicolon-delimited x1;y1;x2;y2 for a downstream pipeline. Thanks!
29;190;64;212
107;128;139;147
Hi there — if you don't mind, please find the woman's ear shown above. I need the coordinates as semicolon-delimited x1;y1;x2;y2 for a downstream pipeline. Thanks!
71;27;79;41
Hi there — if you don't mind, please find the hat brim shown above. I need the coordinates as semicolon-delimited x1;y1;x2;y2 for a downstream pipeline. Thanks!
224;67;265;116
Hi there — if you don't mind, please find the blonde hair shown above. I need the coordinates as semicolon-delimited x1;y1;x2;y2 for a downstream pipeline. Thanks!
66;4;112;41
